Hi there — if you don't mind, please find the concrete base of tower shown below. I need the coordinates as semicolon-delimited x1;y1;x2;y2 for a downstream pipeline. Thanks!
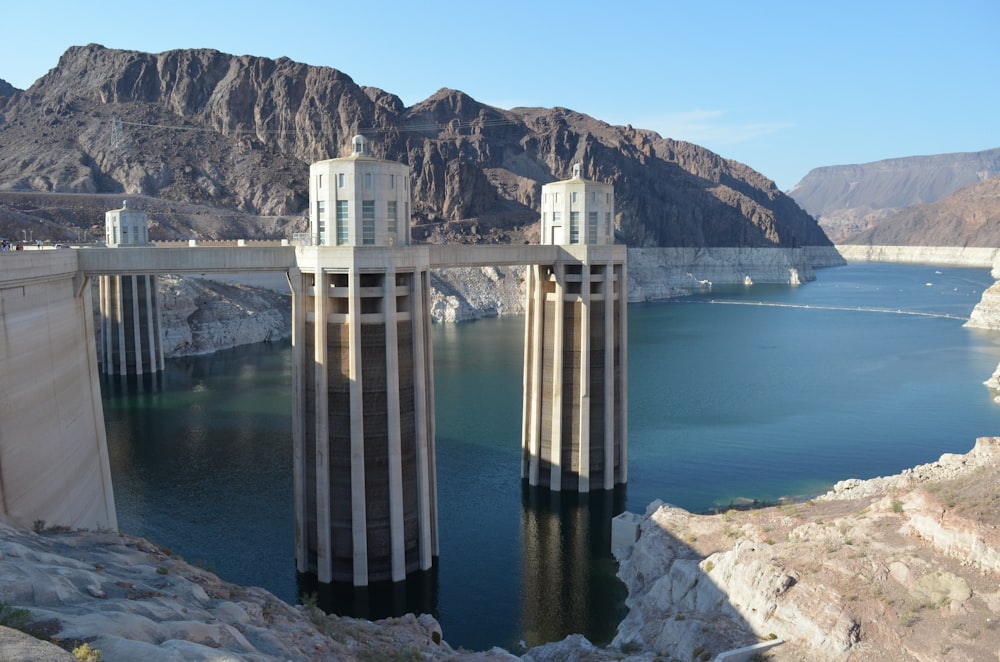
99;274;165;375
521;245;628;492
291;246;439;586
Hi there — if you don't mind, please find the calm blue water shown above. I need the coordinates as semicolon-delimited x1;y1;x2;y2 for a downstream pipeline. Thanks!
101;263;1000;651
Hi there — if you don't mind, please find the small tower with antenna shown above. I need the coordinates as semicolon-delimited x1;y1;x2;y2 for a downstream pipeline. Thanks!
98;200;164;375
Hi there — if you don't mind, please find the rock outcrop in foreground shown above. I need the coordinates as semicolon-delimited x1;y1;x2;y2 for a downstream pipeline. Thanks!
0;521;516;661
614;437;1000;661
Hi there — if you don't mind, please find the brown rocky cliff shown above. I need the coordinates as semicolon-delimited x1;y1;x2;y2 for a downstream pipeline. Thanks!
845;174;1000;247
788;148;1000;243
0;44;829;249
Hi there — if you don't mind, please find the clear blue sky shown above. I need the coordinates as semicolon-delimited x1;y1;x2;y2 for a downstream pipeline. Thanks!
3;0;998;191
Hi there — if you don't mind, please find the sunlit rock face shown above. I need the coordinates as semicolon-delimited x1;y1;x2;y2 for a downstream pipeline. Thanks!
613;438;1000;661
966;279;1000;331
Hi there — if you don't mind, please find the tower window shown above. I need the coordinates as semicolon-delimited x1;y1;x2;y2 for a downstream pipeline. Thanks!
338;173;345;188
317;200;327;244
387;200;398;238
336;200;349;245
365;173;372;190
362;200;375;245
588;212;597;244
569;212;580;244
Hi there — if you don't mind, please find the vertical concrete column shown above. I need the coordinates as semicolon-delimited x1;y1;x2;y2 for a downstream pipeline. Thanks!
549;262;565;492
129;275;144;374
422;268;440;559
115;276;127;376
618;260;629;484
411;265;435;567
313;270;333;583
100;275;112;374
578;263;592;493
522;265;545;485
347;262;369;586
603;258;616;490
143;275;158;373
520;264;533;482
154;275;165;372
288;267;309;574
383;264;407;582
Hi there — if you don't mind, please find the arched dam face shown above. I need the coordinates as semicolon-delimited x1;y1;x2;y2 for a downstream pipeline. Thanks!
0;252;117;531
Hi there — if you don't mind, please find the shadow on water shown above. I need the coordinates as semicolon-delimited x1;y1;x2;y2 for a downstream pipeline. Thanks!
519;484;629;648
297;565;440;621
100;370;166;397
297;484;635;651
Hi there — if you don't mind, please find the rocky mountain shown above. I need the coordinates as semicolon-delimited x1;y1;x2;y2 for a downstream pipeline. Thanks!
787;148;1000;243
842;174;1000;247
0;44;830;249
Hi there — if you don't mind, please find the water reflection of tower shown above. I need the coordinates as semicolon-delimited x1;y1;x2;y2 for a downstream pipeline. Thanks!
519;485;627;647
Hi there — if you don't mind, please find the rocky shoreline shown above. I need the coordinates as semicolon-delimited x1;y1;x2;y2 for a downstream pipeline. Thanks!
835;245;1000;268
613;437;1000;661
148;246;847;348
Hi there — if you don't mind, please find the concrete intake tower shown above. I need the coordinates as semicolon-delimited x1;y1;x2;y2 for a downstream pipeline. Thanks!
98;201;164;375
522;163;628;491
292;136;437;586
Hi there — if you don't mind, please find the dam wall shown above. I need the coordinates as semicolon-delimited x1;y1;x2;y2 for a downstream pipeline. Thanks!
835;245;1000;268
0;252;117;531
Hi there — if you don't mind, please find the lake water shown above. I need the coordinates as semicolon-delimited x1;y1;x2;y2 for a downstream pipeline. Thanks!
101;263;1000;651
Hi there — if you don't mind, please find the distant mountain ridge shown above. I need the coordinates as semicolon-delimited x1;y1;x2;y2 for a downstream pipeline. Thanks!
843;174;1000;247
0;44;830;249
788;148;1000;243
